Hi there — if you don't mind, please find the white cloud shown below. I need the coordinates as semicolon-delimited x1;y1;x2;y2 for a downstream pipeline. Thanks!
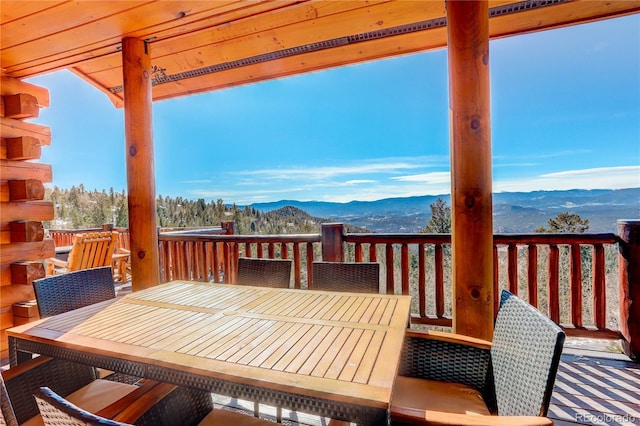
186;164;639;205
494;166;640;192
391;172;451;183
232;156;447;181
344;180;377;185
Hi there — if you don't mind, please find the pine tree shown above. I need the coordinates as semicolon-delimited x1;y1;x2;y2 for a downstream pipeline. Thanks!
535;212;590;233
420;198;451;234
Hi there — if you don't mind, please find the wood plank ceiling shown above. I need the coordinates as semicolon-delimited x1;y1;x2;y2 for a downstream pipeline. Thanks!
2;0;639;107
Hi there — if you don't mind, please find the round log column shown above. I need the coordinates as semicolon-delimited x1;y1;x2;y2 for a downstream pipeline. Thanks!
447;0;494;340
122;37;160;290
618;219;640;361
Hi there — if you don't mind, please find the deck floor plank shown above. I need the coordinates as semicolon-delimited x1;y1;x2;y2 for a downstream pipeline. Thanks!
548;353;639;426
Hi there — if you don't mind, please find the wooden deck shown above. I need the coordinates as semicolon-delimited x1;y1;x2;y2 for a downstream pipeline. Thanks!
549;350;639;426
2;348;638;425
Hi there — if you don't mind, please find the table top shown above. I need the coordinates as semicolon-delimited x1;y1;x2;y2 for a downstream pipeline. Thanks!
9;281;412;413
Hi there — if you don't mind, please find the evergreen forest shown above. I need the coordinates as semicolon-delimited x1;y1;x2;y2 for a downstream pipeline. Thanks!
44;185;366;235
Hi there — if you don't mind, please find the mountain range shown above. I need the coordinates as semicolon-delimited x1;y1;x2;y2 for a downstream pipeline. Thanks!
249;188;640;233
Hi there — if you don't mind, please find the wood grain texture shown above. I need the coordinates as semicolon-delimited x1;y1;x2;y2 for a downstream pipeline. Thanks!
122;37;160;291
4;1;638;104
8;281;411;411
447;0;494;340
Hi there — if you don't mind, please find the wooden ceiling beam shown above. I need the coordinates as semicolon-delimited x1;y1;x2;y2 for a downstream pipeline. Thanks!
148;26;448;103
489;0;640;39
3;0;637;104
49;1;387;78
0;0;68;24
67;68;125;109
0;1;302;76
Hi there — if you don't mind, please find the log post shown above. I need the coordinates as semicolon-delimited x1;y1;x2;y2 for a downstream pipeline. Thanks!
447;0;494;340
122;38;159;291
618;219;640;361
321;223;344;262
221;221;235;234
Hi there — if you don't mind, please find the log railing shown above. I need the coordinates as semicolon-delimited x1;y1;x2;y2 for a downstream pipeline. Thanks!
156;224;625;339
343;232;621;340
47;220;640;359
48;226;131;250
158;232;321;286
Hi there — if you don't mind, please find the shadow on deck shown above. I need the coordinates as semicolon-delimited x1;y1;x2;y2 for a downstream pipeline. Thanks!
549;350;639;426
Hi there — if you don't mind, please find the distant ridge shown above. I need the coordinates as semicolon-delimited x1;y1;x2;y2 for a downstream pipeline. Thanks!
248;188;640;233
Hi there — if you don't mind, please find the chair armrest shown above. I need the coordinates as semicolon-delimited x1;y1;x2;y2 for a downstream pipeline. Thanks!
96;380;176;422
112;251;130;283
393;407;553;426
114;384;214;426
46;257;68;269
406;329;492;349
2;356;96;424
400;329;495;411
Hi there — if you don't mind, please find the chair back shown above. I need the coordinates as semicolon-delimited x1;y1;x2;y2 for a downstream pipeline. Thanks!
33;267;116;317
491;290;565;417
2;358;97;425
34;387;132;426
66;231;117;272
236;258;292;288
311;261;380;293
0;371;19;426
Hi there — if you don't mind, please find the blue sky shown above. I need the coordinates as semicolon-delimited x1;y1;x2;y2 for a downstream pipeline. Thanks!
28;14;639;205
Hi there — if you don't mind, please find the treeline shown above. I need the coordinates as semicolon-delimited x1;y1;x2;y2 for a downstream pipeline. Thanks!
46;185;592;236
44;185;362;235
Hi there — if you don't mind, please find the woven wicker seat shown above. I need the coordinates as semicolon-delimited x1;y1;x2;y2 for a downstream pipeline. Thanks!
391;290;565;425
311;261;380;293
33;267;116;318
33;386;276;426
236;257;292;288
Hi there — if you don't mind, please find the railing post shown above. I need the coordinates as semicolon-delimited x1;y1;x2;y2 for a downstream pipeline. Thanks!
321;223;344;262
221;221;235;235
618;220;640;361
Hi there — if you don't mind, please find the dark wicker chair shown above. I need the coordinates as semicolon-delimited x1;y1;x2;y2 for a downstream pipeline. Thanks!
1;356;213;426
31;266;136;382
311;261;380;293
236;257;292;288
391;290;565;425
33;266;116;318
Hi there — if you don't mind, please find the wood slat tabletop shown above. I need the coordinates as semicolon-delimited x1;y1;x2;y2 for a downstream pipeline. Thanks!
8;281;412;420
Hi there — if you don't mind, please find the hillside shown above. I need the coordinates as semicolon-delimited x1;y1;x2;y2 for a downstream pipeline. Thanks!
249;188;640;233
45;186;638;234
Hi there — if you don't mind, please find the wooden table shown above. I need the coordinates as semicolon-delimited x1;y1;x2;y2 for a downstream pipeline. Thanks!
8;281;412;425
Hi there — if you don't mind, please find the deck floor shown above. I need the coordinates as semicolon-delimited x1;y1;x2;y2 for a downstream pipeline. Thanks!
548;351;639;426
